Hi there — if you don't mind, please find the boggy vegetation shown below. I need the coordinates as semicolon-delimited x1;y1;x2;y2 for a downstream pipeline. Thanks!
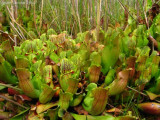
1;0;160;120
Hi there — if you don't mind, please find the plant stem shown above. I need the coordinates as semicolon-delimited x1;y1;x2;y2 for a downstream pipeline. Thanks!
104;0;109;31
34;0;40;37
0;83;22;92
39;0;44;35
14;35;17;46
96;0;101;42
127;86;147;97
127;86;160;103
75;0;82;33
148;35;158;49
6;6;27;40
118;0;137;23
0;95;28;109
0;30;15;42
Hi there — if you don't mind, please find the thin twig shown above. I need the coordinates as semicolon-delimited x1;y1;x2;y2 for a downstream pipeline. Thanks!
96;0;101;42
142;0;149;29
136;0;140;25
16;25;26;40
0;83;22;92
127;86;147;97
75;0;82;33
148;35;158;48
0;95;28;109
10;22;24;40
117;0;138;23
14;35;17;46
6;6;28;40
156;0;160;4
34;0;40;37
0;30;15;42
7;4;26;40
48;16;59;28
142;0;157;51
39;0;44;35
127;86;160;103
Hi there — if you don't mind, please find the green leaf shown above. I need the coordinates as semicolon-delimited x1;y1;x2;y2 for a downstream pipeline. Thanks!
40;33;47;42
47;28;57;37
16;68;40;98
82;87;109;115
105;69;116;86
60;51;67;59
60;75;71;91
39;84;57;104
65;78;79;94
10;108;30;120
62;112;74;120
66;50;73;58
0;54;5;63
86;83;97;91
116;116;136;120
146;0;152;11
46;108;59;120
101;44;119;74
71;113;135;120
4;51;15;65
0;85;6;90
28;31;37;39
70;113;86;120
21;40;32;53
146;91;160;100
43;65;53;85
71;113;115;120
36;102;58;114
70;94;84;106
30;60;42;73
33;39;43;50
58;108;65;118
60;58;75;74
106;70;129;96
15;57;29;69
70;54;82;68
47;41;57;51
0;40;12;51
0;61;18;84
0;40;15;65
75;32;87;43
59;91;73;110
90;52;101;66
50;52;60;64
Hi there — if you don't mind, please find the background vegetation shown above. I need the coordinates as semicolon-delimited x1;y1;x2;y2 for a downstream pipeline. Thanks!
0;0;155;38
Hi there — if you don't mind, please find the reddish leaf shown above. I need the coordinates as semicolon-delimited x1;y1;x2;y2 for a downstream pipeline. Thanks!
106;107;122;115
126;57;136;79
137;102;160;115
88;66;101;83
8;88;19;96
74;105;88;115
14;95;32;102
